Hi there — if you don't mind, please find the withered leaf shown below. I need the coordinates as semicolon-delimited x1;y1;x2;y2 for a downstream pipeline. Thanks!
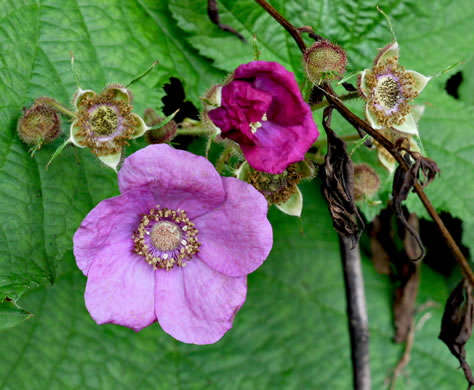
412;153;441;188
439;279;474;390
322;106;364;247
392;154;425;261
207;0;246;41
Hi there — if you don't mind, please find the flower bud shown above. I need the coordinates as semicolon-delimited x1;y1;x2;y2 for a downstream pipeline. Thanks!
200;83;224;135
303;40;347;84
353;163;380;201
144;108;177;144
17;103;61;150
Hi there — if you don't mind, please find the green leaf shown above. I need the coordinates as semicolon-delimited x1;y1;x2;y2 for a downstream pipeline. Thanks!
170;0;472;75
0;0;223;300
405;83;474;222
459;56;474;106
0;183;470;389
0;300;32;331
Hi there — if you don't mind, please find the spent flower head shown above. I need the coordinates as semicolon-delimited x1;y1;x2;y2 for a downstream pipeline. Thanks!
358;42;431;135
353;163;380;201
73;144;273;344
70;84;147;170
17;99;61;156
236;160;316;217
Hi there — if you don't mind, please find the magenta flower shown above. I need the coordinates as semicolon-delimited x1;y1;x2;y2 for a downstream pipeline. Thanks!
208;61;319;174
73;144;273;344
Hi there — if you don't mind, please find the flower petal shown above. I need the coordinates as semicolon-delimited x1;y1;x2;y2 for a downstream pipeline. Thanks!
377;149;396;174
406;70;431;94
234;61;310;128
130;113;148;139
240;115;318;174
98;152;122;172
358;70;370;99
374;41;399;66
193;177;273;277
275;186;303;217
410;105;425;123
365;105;382;129
392;112;418;135
118;144;225;219
70;121;86;148
73;188;156;276
154;259;247;344
213;61;319;174
85;240;156;331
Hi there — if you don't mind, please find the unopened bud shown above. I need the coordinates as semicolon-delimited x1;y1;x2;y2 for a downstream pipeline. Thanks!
353;164;380;201
144;108;177;144
17;103;61;149
303;40;347;84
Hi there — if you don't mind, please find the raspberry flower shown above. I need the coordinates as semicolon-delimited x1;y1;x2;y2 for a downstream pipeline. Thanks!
73;144;273;344
70;84;147;170
358;42;431;135
207;61;319;174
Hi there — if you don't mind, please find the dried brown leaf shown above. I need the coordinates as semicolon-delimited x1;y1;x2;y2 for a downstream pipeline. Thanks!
322;106;364;247
439;279;474;390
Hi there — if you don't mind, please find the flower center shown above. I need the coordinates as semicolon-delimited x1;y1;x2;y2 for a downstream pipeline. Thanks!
365;58;418;127
151;221;181;251
375;76;401;110
132;206;200;270
90;105;118;136
249;113;267;135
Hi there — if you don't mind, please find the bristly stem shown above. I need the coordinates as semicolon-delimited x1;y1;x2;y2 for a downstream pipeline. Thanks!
176;128;211;137
339;234;371;390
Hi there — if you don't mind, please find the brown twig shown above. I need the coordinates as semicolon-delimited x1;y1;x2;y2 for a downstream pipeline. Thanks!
339;234;371;390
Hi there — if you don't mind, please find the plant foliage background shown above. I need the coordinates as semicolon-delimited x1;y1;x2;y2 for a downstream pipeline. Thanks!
0;0;473;388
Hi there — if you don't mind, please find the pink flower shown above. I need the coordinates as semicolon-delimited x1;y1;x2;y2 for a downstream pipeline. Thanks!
73;144;273;344
208;61;319;174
